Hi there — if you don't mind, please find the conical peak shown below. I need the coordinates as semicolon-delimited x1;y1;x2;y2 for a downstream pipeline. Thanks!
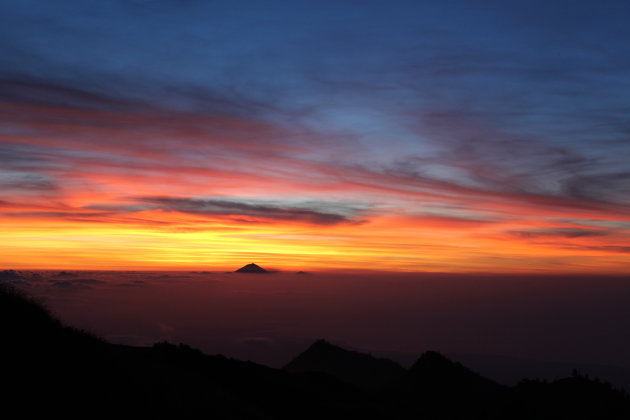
234;263;268;273
305;339;345;355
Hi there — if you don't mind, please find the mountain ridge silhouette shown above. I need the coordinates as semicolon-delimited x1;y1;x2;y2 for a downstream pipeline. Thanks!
284;339;406;388
2;281;630;419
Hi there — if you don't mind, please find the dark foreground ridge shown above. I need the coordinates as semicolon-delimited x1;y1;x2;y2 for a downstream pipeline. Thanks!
3;282;630;419
235;263;268;273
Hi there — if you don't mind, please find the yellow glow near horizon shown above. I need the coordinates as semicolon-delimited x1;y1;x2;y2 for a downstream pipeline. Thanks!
2;208;629;274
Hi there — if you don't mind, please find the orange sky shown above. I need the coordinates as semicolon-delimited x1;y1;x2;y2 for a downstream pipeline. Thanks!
1;102;629;273
3;210;628;273
3;0;630;274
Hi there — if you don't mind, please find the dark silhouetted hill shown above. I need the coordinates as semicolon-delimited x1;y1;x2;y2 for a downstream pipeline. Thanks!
409;350;503;393
2;281;630;419
498;373;630;419
451;352;630;392
284;339;406;388
0;282;376;419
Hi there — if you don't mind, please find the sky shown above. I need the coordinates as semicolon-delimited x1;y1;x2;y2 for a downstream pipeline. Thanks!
2;0;630;272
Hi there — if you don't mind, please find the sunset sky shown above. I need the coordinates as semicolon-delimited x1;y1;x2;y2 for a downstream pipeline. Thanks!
2;0;630;272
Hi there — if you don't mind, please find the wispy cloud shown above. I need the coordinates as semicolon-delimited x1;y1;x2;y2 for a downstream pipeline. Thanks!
132;196;365;225
507;228;611;239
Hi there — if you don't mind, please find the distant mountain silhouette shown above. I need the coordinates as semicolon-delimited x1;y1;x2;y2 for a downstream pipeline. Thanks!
3;281;630;419
235;263;268;273
284;339;405;388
